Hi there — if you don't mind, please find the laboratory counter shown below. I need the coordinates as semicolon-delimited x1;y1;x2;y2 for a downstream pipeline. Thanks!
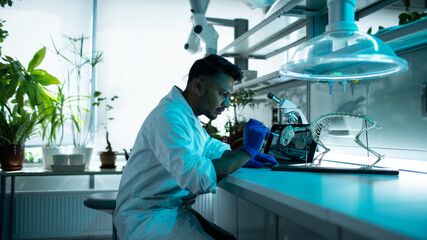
217;167;427;240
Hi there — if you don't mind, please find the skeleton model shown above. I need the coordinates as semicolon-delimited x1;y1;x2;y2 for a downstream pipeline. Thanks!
281;112;384;169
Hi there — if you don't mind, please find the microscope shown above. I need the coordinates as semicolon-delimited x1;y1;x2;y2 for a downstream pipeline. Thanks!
267;92;308;125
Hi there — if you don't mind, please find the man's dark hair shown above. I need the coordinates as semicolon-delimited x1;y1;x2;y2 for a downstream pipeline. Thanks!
188;54;243;82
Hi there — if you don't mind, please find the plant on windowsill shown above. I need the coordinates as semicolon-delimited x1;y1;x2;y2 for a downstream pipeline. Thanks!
0;29;61;171
38;83;84;169
93;91;119;168
50;33;104;166
220;88;255;150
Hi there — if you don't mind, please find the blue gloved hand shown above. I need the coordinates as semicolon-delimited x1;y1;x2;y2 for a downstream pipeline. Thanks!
243;153;278;168
240;119;270;158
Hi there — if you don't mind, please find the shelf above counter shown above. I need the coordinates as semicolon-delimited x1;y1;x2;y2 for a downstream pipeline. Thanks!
375;17;427;53
234;70;288;91
217;0;306;60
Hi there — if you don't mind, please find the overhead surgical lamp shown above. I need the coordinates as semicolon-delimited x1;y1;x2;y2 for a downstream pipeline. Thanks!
280;0;408;81
185;0;219;55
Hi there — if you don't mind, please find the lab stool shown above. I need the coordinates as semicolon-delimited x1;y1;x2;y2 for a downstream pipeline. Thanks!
84;191;118;240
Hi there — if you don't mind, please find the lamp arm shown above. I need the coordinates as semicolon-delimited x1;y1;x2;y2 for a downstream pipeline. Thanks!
189;0;207;13
184;28;202;54
187;0;217;55
192;13;218;55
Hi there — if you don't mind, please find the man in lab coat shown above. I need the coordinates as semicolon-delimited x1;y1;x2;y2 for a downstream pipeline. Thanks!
114;54;277;239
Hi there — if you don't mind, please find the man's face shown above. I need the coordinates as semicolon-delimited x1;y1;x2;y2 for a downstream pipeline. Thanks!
198;73;234;120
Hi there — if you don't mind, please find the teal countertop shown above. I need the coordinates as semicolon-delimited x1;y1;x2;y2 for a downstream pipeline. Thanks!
219;167;427;240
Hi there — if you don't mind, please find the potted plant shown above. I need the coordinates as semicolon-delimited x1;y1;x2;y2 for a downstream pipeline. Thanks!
38;83;83;169
0;21;60;170
50;34;104;165
0;108;39;170
99;131;117;168
221;88;255;150
93;91;119;168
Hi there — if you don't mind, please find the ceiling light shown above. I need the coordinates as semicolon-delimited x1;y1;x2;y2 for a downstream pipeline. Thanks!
280;0;408;81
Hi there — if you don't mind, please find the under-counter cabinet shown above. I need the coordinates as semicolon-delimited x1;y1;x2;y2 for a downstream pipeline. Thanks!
205;168;427;240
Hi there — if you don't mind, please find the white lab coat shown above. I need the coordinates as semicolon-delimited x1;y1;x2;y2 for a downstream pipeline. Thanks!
114;86;230;240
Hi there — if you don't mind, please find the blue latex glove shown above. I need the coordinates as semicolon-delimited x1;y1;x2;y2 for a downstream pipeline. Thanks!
243;153;278;168
240;119;270;158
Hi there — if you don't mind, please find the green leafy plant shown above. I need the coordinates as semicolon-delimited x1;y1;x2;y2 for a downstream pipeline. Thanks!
223;88;256;149
398;0;427;25
202;120;220;139
51;34;103;148
0;0;12;8
0;46;61;146
367;26;384;35
24;151;41;163
367;0;427;35
227;88;255;133
0;107;38;145
92;91;118;152
0;20;8;56
38;84;83;147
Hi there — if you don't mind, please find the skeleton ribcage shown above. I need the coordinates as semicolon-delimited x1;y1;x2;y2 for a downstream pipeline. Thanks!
309;112;378;141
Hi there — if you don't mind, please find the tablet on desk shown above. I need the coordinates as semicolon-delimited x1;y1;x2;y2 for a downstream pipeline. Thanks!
264;124;317;165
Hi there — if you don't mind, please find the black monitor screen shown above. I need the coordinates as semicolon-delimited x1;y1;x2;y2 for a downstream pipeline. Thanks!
264;124;317;164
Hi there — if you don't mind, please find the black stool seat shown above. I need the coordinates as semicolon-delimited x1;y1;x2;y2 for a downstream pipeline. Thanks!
84;192;118;213
84;191;118;239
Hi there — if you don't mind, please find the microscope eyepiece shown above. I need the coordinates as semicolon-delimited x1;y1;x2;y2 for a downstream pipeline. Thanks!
267;92;281;104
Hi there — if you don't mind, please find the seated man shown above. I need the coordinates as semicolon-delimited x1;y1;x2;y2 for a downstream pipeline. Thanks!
114;54;277;239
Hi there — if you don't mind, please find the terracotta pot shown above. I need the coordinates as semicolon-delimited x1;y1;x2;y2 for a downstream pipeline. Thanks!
99;151;117;168
0;144;25;171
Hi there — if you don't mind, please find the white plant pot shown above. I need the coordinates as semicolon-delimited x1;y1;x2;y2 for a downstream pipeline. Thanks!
42;147;66;170
72;147;94;169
